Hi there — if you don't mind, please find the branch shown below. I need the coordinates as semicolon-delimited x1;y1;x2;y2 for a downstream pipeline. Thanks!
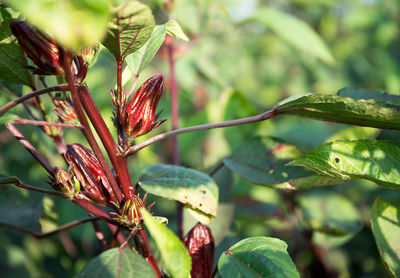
125;108;277;156
5;123;55;176
9;180;69;199
12;117;83;129
30;216;98;239
0;84;69;115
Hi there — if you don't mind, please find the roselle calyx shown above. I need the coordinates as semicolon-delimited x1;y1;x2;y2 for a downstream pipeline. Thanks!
64;144;116;205
10;20;64;75
122;74;166;138
51;167;80;196
183;223;215;278
53;97;77;123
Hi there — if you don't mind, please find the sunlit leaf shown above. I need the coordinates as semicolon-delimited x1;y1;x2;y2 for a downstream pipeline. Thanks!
218;236;300;278
248;8;334;64
166;20;189;41
277;93;400;130
139;164;218;219
289;140;400;189
5;0;111;49
141;209;191;278
324;126;379;143
371;197;400;278
77;247;157;278
103;1;155;60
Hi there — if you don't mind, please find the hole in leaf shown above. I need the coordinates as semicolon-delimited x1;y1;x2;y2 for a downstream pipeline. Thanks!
335;157;340;163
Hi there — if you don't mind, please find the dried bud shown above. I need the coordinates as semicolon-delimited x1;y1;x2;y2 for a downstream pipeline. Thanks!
64;144;116;204
53;97;77;122
184;223;215;278
122;74;166;138
52;167;80;196
10;21;64;75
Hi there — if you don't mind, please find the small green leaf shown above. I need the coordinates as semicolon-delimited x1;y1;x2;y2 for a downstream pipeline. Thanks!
166;20;189;42
103;1;155;60
276;93;400;130
371;197;400;278
0;13;32;86
5;0;111;49
141;209;191;278
248;8;334;64
126;23;167;76
298;189;362;235
0;173;19;184
0;114;18;125
324;126;379;143
223;137;340;190
218;236;300;278
77;247;157;278
289;140;400;189
139;164;218;218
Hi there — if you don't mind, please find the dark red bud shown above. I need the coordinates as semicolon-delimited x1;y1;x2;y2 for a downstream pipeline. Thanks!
183;223;215;278
64;144;116;204
122;73;166;138
10;20;64;75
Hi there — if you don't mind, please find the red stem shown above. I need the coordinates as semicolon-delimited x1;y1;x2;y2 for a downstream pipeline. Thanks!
62;52;123;205
139;228;161;278
13;117;83;129
167;37;183;239
78;85;132;201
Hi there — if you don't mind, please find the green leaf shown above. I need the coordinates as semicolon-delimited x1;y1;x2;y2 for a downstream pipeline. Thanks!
0;182;42;232
5;0;111;50
166;20;189;42
289;140;400;189
218;236;300;278
103;1;155;60
139;164;218;218
77;247;157;278
248;8;334;64
276;94;400;130
223;137;340;190
338;87;400;103
0;113;18;125
297;189;363;235
0;14;32;86
125;24;167;76
371;197;400;278
141;209;191;278
324;126;379;143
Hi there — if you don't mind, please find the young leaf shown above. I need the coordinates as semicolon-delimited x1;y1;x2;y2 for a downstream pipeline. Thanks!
218;236;300;278
298;189;362;235
371;197;400;278
0;14;33;86
166;20;189;42
125;24;167;76
77;247;157;278
276;94;400;130
223;137;340;190
103;1;155;60
141;209;191;278
139;164;218;218
0;114;18;125
5;0;111;50
289;140;400;189
247;8;334;64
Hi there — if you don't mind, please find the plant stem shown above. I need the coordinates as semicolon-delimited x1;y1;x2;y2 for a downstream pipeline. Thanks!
30;216;98;238
5;123;55;176
0;84;69;115
91;218;108;250
12;117;83;129
72;198;118;226
78;85;132;201
125;109;277;156
166;37;183;239
9;180;68;199
62;52;123;204
209;161;224;177
136;228;161;278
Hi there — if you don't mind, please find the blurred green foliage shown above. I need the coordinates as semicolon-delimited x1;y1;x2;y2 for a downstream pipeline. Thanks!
0;0;399;277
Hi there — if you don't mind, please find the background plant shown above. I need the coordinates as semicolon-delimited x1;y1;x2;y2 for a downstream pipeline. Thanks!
0;0;399;278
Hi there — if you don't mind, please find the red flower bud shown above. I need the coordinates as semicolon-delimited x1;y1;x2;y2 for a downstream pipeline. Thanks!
122;74;166;138
183;223;215;278
10;21;64;75
64;144;116;204
52;167;79;196
52;97;77;123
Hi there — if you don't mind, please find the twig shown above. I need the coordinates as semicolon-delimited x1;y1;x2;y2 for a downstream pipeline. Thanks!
8;180;69;199
0;84;69;115
91;218;108;250
30;216;98;238
12;117;83;129
5;123;55;176
125;109;277;156
209;160;224;177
